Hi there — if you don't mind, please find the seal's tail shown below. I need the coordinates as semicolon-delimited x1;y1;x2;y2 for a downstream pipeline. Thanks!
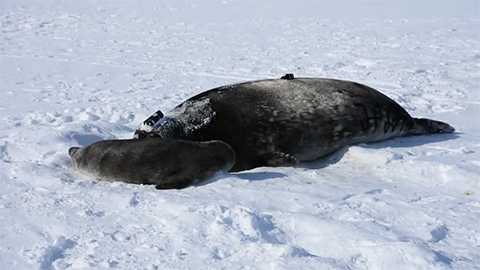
408;118;455;135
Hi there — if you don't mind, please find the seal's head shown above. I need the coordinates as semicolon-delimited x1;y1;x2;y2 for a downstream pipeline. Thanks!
134;116;186;139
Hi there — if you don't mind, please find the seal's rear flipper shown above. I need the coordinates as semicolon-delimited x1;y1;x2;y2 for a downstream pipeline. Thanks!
259;151;299;167
409;118;455;135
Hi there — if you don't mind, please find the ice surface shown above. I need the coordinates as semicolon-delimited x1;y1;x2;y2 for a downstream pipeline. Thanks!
1;0;479;269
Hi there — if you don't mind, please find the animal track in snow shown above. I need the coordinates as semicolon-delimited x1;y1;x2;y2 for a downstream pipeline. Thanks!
429;224;449;243
211;206;286;244
38;236;76;270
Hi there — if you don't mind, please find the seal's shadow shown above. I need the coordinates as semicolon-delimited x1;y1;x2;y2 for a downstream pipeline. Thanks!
297;132;460;170
298;146;349;170
197;133;460;186
364;132;460;149
233;172;287;181
195;171;287;187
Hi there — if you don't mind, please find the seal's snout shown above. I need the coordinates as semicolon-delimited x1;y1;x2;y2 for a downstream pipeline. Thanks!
68;147;80;157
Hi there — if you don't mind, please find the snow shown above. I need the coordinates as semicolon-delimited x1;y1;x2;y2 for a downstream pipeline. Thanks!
1;0;479;269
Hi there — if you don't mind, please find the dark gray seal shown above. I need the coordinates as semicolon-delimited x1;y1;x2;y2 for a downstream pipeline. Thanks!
68;138;235;189
134;74;455;172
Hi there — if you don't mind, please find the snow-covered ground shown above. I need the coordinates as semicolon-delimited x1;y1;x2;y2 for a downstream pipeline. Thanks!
1;0;479;269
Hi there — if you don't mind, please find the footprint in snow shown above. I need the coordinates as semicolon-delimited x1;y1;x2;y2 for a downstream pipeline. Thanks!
39;236;76;270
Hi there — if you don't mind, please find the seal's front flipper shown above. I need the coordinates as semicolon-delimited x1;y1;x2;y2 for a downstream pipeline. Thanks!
155;171;196;190
155;177;193;190
409;118;455;135
258;151;299;167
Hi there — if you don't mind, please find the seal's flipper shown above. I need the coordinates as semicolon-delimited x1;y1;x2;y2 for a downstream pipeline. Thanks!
155;177;193;189
155;171;196;190
409;118;455;135
258;151;299;167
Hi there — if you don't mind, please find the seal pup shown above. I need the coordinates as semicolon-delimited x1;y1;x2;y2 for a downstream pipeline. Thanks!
134;74;455;172
68;138;235;189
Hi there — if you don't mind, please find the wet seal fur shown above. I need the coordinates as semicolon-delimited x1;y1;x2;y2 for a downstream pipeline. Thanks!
68;138;235;189
134;74;455;172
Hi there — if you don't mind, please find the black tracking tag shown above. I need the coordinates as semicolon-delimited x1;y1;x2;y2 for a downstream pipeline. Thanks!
143;110;164;126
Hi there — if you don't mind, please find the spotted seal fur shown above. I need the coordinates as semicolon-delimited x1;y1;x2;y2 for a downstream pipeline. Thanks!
69;138;235;189
134;74;454;171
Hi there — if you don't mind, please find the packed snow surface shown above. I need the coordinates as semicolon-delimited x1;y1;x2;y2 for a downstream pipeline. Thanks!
1;0;479;269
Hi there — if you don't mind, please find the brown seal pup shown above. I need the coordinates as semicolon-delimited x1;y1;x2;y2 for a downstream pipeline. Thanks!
68;138;235;189
134;74;455;172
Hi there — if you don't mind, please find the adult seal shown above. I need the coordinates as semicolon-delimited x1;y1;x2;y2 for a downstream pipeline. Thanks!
134;74;455;172
68;138;235;189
